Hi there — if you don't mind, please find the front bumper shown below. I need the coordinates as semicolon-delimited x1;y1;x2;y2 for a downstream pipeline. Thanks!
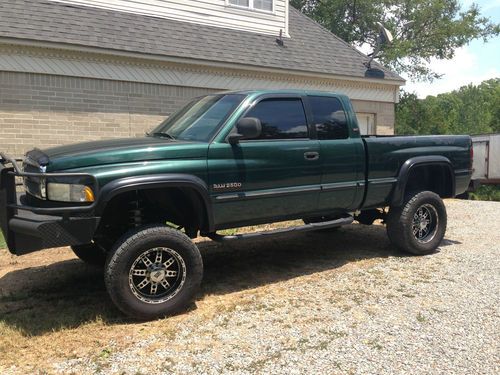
0;153;100;255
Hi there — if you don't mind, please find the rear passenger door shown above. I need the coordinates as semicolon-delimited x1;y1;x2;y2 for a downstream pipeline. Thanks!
307;95;365;211
208;96;321;228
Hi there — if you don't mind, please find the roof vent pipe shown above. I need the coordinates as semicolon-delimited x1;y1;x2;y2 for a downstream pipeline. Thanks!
276;29;284;47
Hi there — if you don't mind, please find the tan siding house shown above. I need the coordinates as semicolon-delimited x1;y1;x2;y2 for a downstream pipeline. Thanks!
0;0;404;156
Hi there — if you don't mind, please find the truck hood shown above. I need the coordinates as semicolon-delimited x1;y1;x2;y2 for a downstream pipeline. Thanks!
28;137;208;171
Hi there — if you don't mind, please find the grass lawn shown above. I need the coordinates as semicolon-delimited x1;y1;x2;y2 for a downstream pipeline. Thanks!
0;230;5;249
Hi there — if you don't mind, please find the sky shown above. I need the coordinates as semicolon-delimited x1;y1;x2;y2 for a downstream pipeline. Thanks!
403;0;500;98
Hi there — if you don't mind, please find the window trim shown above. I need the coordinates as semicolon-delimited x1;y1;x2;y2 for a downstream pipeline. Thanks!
226;94;312;143
226;0;275;15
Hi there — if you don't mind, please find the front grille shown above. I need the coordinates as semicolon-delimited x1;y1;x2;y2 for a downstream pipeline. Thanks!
24;177;43;198
22;156;45;199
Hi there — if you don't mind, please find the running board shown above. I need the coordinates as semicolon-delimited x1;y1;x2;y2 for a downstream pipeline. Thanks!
207;215;354;242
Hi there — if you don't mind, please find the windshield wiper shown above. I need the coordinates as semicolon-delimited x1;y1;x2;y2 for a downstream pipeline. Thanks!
148;131;176;140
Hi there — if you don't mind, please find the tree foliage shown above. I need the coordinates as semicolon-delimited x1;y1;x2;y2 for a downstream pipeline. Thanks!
291;0;499;81
395;78;500;135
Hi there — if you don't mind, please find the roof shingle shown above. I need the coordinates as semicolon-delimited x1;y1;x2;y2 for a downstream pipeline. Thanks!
0;0;404;82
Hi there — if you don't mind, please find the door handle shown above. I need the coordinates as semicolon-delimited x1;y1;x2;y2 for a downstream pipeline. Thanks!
304;151;319;161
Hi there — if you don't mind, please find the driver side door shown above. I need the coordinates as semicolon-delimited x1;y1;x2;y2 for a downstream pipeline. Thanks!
207;96;321;229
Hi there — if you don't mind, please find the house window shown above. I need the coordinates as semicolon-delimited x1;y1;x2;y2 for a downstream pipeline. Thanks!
253;0;273;11
229;0;249;7
228;0;273;12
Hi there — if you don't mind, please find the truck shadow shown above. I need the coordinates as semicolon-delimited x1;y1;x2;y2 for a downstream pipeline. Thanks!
0;224;458;336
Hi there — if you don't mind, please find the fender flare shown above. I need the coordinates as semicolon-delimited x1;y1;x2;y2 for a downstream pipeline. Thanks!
391;156;455;207
95;174;214;231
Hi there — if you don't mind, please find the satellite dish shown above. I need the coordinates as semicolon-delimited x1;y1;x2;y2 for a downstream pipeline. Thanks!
376;22;393;44
364;22;393;76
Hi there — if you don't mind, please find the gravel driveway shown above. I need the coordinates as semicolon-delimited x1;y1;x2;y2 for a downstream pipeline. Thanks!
1;199;499;374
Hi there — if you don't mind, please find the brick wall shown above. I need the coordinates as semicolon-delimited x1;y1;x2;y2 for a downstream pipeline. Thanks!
351;99;395;135
0;72;217;156
0;72;396;157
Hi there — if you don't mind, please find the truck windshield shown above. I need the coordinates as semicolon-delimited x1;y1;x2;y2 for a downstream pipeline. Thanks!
149;94;245;142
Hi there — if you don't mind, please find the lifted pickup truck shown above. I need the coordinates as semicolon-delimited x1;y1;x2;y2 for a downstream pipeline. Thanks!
0;90;472;319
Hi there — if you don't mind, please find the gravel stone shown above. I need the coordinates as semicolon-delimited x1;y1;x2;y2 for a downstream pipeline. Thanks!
3;200;500;374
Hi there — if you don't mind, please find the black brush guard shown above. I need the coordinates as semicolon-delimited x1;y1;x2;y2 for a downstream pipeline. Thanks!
0;153;100;255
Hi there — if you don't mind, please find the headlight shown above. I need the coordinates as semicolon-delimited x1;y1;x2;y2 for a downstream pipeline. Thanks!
47;182;95;202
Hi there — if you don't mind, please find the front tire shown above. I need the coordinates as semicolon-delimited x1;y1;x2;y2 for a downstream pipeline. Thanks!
105;225;203;320
387;191;447;255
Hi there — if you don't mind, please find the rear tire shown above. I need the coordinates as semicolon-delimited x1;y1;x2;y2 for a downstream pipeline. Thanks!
104;224;203;320
387;191;447;255
71;243;106;266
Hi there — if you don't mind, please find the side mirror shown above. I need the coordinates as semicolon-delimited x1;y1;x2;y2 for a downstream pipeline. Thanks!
228;117;262;144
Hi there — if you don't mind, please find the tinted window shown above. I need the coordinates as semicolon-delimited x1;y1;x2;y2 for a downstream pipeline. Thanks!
244;98;308;140
309;96;348;140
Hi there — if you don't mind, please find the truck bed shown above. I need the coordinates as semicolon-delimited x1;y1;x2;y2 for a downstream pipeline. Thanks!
361;135;472;208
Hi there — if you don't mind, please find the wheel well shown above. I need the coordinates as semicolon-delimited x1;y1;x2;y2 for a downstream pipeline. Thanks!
94;187;208;246
404;164;454;198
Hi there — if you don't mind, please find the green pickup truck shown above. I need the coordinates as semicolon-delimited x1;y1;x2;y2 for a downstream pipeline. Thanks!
0;90;472;319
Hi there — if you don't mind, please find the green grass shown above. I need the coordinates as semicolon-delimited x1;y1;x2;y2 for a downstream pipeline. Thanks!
0;230;5;249
469;185;500;201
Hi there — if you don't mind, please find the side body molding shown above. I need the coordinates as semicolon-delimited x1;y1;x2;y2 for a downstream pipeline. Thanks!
96;174;214;231
391;155;455;207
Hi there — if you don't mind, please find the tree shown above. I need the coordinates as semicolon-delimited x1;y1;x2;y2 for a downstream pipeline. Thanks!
291;0;499;81
395;92;426;135
477;79;500;132
395;78;500;135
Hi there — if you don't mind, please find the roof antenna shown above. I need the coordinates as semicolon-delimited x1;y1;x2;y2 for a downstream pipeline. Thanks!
364;22;393;78
276;29;284;47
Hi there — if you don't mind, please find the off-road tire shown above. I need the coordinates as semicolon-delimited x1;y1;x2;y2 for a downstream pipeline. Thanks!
387;191;447;255
71;243;106;266
104;225;203;320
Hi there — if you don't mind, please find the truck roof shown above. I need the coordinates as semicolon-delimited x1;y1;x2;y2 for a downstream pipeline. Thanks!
217;89;350;100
